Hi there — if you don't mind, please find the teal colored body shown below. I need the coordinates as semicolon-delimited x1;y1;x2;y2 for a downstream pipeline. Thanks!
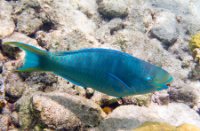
4;42;173;97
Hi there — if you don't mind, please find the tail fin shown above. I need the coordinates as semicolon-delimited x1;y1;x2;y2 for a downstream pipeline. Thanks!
3;42;48;72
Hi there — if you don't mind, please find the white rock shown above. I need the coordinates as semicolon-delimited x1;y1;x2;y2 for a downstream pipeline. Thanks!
3;32;38;47
95;18;124;42
0;0;15;39
31;92;106;129
36;29;100;51
169;81;200;107
37;0;96;34
186;0;200;34
31;92;82;130
145;0;200;35
76;0;98;18
16;8;43;35
146;0;190;14
150;11;178;46
97;103;200;131
98;0;129;19
4;73;26;103
0;115;10;131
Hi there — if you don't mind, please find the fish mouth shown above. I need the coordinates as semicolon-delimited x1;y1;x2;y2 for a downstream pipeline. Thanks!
163;76;173;86
153;76;173;91
153;76;173;86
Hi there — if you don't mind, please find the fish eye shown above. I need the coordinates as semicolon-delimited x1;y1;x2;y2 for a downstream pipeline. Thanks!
145;76;153;82
166;83;171;86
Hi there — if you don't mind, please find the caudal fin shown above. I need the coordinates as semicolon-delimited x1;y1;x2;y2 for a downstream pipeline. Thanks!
3;42;48;72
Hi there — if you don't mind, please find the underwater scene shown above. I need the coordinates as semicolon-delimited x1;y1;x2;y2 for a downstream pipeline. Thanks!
0;0;200;130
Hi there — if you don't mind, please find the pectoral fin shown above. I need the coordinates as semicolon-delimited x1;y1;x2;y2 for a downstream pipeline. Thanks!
55;72;87;88
108;73;131;90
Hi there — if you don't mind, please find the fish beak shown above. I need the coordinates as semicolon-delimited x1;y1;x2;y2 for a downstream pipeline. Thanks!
167;76;173;83
164;76;173;88
166;83;171;86
154;76;173;91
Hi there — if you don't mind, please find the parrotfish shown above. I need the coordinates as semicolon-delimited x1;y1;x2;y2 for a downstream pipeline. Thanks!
3;42;173;97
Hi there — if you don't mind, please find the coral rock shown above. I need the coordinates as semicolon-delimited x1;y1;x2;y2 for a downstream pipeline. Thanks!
98;0;129;19
31;92;105;130
15;8;43;35
150;11;178;47
0;0;15;39
4;73;26;103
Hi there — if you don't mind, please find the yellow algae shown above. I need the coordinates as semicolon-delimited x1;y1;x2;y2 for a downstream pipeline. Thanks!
189;33;200;63
189;33;200;51
102;106;112;114
177;123;200;131
133;122;176;131
133;122;200;131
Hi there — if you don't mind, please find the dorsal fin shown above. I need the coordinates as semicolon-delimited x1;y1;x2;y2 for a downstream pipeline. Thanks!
51;48;99;56
51;48;124;56
51;51;70;56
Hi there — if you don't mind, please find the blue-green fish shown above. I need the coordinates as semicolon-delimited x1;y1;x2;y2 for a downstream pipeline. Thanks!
3;42;173;97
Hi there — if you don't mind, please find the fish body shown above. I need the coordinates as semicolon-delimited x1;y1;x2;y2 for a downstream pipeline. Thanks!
4;42;173;97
